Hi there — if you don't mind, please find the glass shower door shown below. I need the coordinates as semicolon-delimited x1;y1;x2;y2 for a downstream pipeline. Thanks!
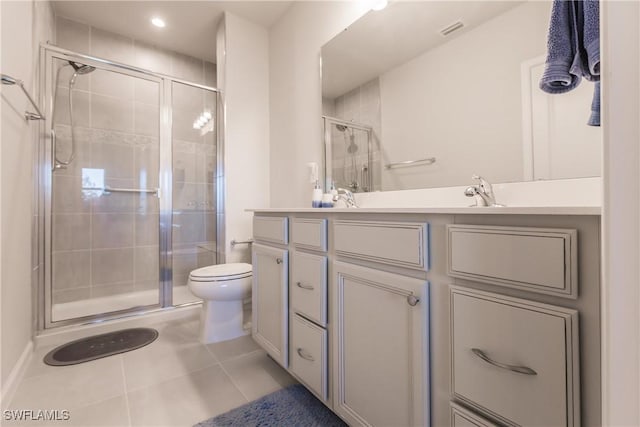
48;55;162;322
170;81;218;305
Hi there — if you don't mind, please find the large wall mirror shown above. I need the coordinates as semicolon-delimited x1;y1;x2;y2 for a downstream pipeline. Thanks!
321;1;601;192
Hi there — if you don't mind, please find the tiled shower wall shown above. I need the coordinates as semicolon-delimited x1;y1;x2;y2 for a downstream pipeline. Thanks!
323;77;382;192
51;16;217;305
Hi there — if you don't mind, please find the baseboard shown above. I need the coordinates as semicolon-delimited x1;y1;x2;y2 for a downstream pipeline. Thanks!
0;340;34;410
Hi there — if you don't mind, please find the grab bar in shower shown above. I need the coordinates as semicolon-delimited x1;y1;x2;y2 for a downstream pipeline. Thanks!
82;186;160;197
231;239;254;247
1;73;45;120
384;157;436;170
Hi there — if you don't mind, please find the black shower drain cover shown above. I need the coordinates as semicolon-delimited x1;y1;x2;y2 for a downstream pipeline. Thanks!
43;327;159;366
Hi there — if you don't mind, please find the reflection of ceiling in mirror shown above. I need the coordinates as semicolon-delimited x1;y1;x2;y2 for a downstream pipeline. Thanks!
321;0;601;190
322;1;523;99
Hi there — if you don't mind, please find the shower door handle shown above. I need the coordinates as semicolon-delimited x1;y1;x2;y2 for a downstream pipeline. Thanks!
51;128;71;170
50;128;66;171
51;128;56;171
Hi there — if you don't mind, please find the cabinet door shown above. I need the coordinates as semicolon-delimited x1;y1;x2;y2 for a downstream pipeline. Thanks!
332;261;429;427
252;243;289;368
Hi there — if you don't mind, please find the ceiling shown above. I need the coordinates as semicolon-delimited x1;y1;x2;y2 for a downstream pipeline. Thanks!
53;1;293;62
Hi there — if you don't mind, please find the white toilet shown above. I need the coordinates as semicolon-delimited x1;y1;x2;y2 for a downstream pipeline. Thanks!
187;263;252;344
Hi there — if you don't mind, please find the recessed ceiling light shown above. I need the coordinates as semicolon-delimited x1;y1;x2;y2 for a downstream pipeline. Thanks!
371;0;388;11
151;17;166;28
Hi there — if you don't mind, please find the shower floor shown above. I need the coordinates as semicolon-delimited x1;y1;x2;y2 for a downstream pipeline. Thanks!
52;286;200;321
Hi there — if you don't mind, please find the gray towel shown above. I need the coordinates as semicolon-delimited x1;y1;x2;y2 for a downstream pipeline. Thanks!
540;0;600;126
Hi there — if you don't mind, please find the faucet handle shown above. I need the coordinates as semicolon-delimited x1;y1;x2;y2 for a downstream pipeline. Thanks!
472;174;487;185
471;175;493;194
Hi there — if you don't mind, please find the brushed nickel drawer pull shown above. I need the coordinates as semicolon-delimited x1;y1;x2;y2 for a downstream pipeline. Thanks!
407;295;420;306
296;281;314;290
471;348;537;376
276;258;283;264
296;348;315;362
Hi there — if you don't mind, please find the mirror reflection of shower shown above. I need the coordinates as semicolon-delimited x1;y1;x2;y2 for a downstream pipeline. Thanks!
52;60;96;170
324;116;372;193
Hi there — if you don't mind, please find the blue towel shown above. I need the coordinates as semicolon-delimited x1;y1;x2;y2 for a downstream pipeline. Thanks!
583;0;600;77
540;0;580;93
540;0;600;126
588;81;600;126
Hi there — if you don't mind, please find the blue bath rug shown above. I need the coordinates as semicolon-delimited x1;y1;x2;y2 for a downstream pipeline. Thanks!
194;384;347;427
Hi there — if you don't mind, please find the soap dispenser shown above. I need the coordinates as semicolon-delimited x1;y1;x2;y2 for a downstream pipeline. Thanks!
312;181;322;208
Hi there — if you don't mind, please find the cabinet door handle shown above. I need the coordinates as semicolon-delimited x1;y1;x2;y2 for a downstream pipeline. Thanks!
296;348;315;362
407;295;420;306
276;258;283;264
471;348;537;376
296;282;314;290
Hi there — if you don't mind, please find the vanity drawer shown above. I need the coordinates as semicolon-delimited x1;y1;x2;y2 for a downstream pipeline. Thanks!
334;220;429;271
292;218;327;252
253;216;289;245
291;251;327;326
447;225;577;298
450;402;498;427
290;314;328;401
451;286;579;426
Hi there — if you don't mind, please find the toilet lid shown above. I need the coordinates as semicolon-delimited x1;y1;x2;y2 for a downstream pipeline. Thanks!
189;263;252;281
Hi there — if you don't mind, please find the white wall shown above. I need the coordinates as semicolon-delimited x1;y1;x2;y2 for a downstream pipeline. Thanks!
601;1;640;425
0;0;55;398
220;13;270;262
269;1;370;207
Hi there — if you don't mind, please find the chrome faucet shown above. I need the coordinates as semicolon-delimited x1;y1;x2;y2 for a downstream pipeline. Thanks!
332;188;358;208
464;175;504;207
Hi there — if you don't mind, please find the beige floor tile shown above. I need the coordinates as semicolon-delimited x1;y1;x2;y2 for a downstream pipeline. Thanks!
130;324;198;356
9;356;125;412
154;318;200;342
66;395;130;427
21;344;66;380
123;340;217;391
127;365;247;427
221;350;297;401
206;335;260;362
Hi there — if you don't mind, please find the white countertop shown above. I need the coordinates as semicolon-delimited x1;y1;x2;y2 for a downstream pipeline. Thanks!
247;206;601;215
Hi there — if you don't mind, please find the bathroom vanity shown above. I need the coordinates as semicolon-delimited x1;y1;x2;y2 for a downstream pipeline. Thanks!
249;208;601;426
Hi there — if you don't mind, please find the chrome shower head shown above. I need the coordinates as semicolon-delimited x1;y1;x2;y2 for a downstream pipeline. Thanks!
68;61;96;75
1;74;18;85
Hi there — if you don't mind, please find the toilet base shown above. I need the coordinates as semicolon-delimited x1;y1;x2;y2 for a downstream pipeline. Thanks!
199;300;248;344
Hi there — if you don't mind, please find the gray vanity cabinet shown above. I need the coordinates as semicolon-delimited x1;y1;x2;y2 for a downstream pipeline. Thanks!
331;261;429;427
250;211;600;427
450;286;580;426
252;242;289;368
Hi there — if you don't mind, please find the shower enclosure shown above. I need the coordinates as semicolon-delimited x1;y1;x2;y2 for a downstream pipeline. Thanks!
322;116;372;192
37;44;223;329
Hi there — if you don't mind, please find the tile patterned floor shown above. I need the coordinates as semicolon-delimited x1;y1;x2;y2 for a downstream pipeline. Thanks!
4;318;296;427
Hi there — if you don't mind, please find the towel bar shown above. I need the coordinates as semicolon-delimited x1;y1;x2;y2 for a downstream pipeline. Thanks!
231;239;254;247
1;73;45;120
385;157;436;170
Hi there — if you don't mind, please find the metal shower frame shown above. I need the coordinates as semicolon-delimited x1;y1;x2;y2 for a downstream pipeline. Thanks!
322;115;373;192
36;44;226;331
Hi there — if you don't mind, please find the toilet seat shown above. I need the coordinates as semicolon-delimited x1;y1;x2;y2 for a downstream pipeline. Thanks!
189;263;252;282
